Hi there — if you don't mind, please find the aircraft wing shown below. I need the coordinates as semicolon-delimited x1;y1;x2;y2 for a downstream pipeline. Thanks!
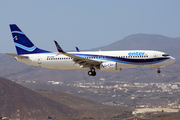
5;53;29;58
54;41;101;69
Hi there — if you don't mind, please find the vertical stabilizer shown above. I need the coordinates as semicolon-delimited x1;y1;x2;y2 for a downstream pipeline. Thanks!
10;24;51;55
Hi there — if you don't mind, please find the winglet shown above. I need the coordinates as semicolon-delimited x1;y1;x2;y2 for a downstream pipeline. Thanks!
54;40;64;53
54;40;65;56
75;47;80;52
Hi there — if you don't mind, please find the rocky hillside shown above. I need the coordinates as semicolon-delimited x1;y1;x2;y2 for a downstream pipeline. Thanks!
37;90;132;119
0;77;77;119
0;77;132;119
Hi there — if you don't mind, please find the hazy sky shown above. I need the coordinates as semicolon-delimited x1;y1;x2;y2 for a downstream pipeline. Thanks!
0;0;180;53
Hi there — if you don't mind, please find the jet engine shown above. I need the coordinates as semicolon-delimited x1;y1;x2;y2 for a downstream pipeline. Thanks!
100;62;121;72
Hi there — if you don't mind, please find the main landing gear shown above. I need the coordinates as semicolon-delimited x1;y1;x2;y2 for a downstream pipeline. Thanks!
88;68;96;76
157;68;161;74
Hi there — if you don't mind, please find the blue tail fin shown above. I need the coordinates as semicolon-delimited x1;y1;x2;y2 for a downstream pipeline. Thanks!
10;24;51;55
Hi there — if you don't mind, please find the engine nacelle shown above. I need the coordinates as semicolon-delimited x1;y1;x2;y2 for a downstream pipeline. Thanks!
100;62;121;72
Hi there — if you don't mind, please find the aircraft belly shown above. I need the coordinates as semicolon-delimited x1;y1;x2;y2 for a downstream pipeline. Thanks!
56;61;79;69
117;63;140;68
117;62;153;68
42;60;79;69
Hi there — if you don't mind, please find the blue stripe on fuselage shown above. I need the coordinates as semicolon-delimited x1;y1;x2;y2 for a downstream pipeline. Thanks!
71;53;169;65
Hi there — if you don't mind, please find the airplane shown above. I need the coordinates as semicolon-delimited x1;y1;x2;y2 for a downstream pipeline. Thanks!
5;24;176;76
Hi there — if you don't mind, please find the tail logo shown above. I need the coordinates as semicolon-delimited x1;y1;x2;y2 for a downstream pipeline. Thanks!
13;36;18;40
12;31;24;41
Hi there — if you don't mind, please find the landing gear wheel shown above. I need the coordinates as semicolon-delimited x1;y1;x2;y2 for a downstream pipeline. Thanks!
88;71;93;76
92;71;96;76
88;68;96;76
157;69;161;74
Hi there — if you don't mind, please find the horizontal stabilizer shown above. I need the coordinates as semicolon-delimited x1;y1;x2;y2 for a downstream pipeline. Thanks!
5;53;29;58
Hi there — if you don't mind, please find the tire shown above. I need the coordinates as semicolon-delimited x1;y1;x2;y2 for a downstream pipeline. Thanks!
88;71;92;76
92;71;96;76
157;70;161;74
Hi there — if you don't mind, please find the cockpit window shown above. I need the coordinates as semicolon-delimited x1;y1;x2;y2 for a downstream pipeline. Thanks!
162;54;169;57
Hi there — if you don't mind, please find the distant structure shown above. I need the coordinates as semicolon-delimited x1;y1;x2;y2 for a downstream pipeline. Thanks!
16;106;20;120
134;106;137;120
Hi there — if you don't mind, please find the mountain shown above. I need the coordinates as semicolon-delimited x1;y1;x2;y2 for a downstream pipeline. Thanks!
0;77;77;119
91;34;180;59
0;33;180;83
36;90;132;119
0;77;131;119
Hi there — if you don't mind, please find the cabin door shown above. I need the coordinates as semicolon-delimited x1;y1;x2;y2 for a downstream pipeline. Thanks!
37;57;42;67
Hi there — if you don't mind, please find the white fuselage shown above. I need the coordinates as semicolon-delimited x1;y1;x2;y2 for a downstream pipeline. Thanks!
16;50;175;70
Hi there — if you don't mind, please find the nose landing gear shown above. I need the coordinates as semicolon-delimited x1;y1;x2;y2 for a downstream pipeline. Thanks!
157;66;167;74
88;68;96;76
157;69;161;74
